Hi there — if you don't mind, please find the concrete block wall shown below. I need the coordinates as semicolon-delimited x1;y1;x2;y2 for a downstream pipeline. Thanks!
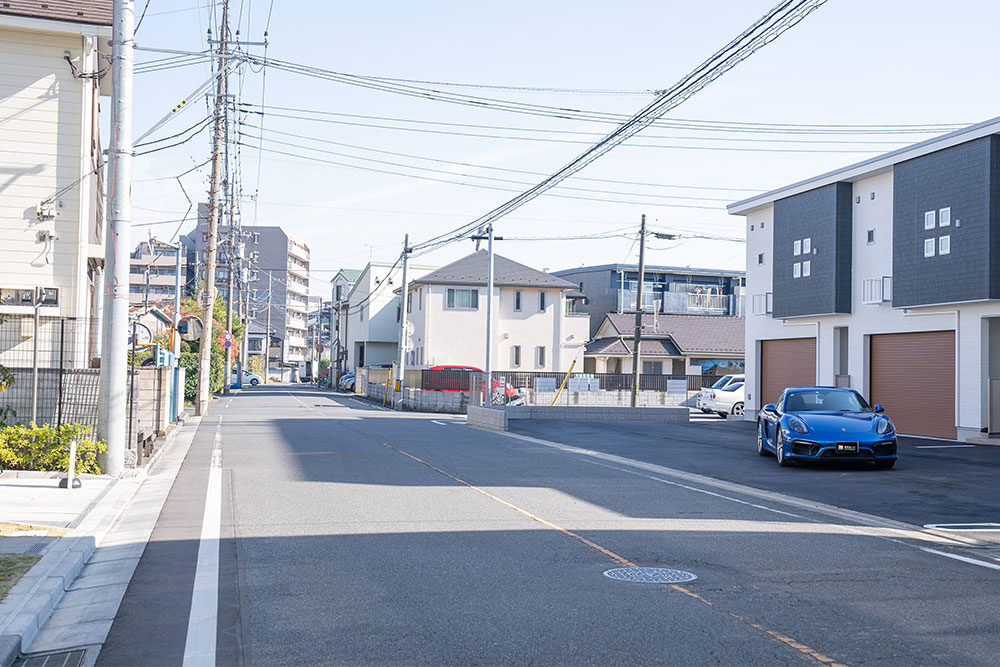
467;406;507;430
529;389;687;408
505;406;688;422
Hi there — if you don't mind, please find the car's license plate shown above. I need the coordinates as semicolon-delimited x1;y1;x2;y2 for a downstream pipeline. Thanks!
835;442;858;454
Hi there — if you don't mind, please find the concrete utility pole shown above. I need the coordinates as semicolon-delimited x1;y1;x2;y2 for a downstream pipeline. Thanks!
485;225;495;405
328;286;336;387
630;214;647;408
98;0;135;475
264;270;272;384
223;173;235;394
196;0;228;415
173;243;181;358
394;236;410;405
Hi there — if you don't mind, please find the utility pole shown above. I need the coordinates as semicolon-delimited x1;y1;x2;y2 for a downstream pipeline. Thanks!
196;0;228;415
223;167;235;394
172;241;181;358
98;0;135;475
485;225;495;405
264;270;272;384
630;214;647;408
394;236;411;406
328;288;336;387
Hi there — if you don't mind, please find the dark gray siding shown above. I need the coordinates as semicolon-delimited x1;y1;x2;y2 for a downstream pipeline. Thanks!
892;136;996;307
771;182;853;318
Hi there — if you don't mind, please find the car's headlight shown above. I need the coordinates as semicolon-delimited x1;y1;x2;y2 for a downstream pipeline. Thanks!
876;417;893;434
787;416;808;434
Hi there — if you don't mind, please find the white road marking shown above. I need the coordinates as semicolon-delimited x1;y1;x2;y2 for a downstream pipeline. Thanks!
915;445;975;449
918;547;1000;571
183;417;224;667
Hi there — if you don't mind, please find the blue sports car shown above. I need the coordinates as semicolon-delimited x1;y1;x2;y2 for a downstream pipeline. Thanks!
757;387;897;469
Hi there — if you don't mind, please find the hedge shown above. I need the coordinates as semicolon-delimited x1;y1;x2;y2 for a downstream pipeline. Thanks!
0;423;106;474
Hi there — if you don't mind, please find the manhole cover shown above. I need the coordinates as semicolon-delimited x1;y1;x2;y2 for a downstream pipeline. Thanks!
603;567;697;583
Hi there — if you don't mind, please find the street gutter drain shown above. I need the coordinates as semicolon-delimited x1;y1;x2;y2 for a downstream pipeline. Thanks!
603;567;697;584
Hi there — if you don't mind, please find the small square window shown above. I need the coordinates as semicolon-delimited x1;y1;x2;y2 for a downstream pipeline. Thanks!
924;238;936;258
939;235;951;255
924;211;936;230
793;240;801;256
939;207;951;227
757;253;764;266
866;229;875;245
802;260;811;277
802;237;812;254
870;192;876;200
793;262;801;279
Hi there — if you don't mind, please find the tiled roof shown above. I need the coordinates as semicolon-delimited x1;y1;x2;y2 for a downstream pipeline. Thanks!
604;313;744;355
333;268;363;283
0;0;113;26
411;251;577;289
585;337;680;357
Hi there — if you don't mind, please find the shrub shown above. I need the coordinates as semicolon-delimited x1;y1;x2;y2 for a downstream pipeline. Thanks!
179;352;199;403
0;423;106;474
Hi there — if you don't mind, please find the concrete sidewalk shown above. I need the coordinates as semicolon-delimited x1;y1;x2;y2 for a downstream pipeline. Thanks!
0;418;200;667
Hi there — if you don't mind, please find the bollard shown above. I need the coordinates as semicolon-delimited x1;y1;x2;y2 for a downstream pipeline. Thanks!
59;438;82;489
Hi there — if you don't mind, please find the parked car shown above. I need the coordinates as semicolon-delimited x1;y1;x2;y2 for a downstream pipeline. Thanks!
422;365;515;402
231;370;263;386
696;374;744;413
757;386;897;469
703;382;744;417
338;372;356;392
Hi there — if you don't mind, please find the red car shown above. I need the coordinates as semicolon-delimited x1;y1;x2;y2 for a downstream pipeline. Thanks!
423;365;515;398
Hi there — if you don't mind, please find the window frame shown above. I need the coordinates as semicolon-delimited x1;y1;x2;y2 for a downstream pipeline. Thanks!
536;345;546;367
793;262;801;279
939;207;951;227
924;210;936;230
802;260;811;277
514;290;521;312
446;288;479;310
512;345;521;367
938;235;951;255
924;238;936;258
539;291;546;312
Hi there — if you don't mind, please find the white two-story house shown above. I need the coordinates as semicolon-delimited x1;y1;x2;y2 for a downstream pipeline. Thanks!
729;116;1000;441
0;3;111;365
404;251;589;372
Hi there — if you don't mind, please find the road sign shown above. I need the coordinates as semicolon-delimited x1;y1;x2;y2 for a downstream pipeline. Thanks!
316;344;324;354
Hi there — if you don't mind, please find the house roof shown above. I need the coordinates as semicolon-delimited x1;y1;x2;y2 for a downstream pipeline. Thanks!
728;116;1000;215
0;0;113;26
602;313;744;355
332;268;363;284
585;337;681;358
411;251;577;290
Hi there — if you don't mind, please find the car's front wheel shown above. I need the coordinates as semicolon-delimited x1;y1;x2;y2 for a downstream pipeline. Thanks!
776;431;793;467
250;379;259;386
756;423;769;457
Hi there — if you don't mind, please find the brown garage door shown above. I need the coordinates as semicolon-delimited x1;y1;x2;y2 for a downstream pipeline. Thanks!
760;338;816;406
870;331;955;439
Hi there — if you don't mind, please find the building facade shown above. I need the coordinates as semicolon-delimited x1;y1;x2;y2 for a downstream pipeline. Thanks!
552;264;745;338
729;117;1000;441
0;4;111;365
330;269;361;375
404;252;589;373
129;239;186;306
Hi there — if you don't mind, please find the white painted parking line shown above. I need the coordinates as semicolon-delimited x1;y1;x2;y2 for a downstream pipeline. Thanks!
183;417;224;667
915;445;975;449
918;547;1000;571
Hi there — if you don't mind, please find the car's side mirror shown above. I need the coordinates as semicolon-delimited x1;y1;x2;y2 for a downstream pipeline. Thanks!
762;404;777;415
874;404;885;413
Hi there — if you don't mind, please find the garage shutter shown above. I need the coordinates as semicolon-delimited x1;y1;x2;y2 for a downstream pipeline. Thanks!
760;338;816;406
870;331;955;439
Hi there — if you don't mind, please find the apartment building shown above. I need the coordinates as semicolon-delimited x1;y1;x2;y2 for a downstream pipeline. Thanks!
0;3;111;363
553;264;745;338
729;116;1000;441
129;239;186;306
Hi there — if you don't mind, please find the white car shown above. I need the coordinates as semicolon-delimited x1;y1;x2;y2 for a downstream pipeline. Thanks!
703;382;745;417
696;374;744;413
232;370;263;386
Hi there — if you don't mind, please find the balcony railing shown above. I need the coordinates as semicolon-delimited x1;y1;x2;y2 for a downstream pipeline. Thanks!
687;293;728;314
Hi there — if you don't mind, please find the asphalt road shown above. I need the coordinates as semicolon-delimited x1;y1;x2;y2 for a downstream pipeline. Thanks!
97;386;1000;666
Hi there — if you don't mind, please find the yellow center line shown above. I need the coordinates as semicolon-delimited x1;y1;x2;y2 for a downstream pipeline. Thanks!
381;440;846;667
287;391;314;410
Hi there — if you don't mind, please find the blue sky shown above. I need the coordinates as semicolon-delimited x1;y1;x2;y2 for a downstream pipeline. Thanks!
129;1;1000;294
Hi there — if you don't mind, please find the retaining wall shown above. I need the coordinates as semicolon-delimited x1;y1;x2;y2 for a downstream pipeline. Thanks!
468;405;688;431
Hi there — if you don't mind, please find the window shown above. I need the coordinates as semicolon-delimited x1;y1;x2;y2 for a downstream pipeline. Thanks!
751;293;773;315
757;253;764;266
512;345;521;367
406;296;412;314
939;235;951;255
539;292;546;311
924;211;936;230
793;262;801;279
642;361;663;375
939;207;951;227
802;237;811;254
514;290;521;311
249;309;258;319
536;346;546;367
802;260;811;277
253;233;260;244
924;238;936;258
862;277;892;304
446;288;478;309
419;288;423;310
866;229;875;245
793;240;801;256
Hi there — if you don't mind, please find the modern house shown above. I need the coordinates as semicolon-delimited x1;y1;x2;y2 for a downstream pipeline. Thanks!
585;313;744;376
728;116;1000;441
0;2;111;364
129;239;186;306
330;268;361;374
344;261;436;370
403;251;589;372
552;264;745;338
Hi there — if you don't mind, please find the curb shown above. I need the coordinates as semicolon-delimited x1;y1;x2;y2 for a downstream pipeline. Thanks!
0;421;188;667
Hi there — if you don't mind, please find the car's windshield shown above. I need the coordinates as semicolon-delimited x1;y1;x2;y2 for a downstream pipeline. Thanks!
783;389;870;412
711;375;733;389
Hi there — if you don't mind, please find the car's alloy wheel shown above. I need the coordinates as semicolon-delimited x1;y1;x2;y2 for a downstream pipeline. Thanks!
732;402;744;416
250;379;259;386
756;423;768;457
776;432;793;467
